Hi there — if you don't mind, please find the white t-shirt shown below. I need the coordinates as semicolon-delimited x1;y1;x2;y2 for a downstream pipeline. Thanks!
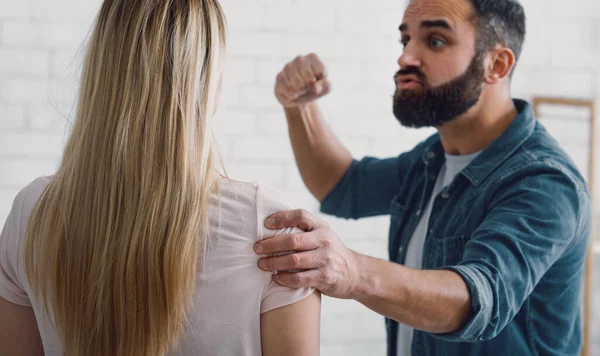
0;176;314;356
397;151;480;356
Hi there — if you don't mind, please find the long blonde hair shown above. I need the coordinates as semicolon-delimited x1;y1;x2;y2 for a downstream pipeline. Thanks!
23;1;226;355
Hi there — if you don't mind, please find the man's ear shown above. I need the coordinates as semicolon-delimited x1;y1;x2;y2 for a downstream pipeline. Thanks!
484;46;516;84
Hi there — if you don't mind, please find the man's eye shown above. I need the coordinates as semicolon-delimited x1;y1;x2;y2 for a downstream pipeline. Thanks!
429;37;445;48
400;38;409;48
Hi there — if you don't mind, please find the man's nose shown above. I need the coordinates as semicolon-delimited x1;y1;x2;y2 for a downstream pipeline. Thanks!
398;44;422;69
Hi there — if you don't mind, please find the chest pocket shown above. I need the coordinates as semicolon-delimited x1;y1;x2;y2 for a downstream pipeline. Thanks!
426;234;467;268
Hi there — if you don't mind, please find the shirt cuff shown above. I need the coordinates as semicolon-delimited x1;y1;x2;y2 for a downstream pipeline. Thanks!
261;285;315;314
0;278;32;307
431;264;493;342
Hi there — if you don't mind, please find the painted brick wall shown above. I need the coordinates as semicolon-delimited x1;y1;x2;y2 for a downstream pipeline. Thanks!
0;0;598;354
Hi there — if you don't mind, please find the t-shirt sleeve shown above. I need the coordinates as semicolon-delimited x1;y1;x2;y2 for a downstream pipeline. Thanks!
0;185;33;307
256;185;316;314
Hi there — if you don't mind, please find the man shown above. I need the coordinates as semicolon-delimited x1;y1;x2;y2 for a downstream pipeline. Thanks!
254;0;592;355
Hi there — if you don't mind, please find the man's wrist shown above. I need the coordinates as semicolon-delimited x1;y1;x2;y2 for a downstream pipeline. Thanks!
284;102;316;121
283;105;300;117
349;251;378;301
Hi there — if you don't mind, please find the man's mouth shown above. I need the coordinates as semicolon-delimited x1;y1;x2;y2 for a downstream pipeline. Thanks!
397;80;422;90
395;74;424;90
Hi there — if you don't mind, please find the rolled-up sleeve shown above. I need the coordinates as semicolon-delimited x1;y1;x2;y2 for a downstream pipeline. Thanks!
320;155;405;220
433;165;590;342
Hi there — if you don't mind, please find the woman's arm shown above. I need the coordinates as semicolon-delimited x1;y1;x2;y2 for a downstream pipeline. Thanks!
260;290;321;356
0;296;44;356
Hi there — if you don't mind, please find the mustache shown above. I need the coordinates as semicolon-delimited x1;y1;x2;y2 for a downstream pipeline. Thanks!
394;67;427;83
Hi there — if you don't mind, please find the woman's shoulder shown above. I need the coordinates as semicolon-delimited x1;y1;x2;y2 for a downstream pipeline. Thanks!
218;178;292;216
0;176;53;306
9;176;53;228
215;177;295;214
210;178;297;241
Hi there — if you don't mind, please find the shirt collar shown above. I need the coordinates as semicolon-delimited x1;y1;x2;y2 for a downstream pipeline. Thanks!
420;99;536;187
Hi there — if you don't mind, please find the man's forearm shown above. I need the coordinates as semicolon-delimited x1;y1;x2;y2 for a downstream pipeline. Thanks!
351;252;472;334
285;103;352;201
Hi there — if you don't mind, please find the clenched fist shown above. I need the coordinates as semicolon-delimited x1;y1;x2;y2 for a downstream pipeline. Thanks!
275;53;331;108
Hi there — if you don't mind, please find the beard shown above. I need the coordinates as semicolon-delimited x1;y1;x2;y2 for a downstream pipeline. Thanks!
392;52;485;128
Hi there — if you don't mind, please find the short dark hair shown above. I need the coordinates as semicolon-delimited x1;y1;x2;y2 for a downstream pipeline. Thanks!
469;0;526;72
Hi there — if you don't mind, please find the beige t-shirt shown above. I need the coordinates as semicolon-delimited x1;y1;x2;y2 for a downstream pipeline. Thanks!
0;176;314;356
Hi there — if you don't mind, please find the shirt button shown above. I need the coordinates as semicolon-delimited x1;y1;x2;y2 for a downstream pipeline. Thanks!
416;210;421;216
427;151;435;159
441;192;450;199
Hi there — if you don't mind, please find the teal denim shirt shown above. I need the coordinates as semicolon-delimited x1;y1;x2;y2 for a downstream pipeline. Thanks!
320;99;591;356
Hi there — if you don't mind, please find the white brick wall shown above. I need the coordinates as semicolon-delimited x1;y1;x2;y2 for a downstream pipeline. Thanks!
1;0;599;354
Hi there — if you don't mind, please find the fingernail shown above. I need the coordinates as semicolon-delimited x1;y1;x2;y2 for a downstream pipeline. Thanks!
272;273;279;280
266;218;276;228
258;259;266;269
315;83;323;93
255;243;263;254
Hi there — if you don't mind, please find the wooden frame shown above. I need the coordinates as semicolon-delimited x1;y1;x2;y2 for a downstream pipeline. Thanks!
532;97;596;356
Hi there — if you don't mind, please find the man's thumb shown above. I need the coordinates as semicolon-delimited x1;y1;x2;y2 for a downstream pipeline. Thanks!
312;78;331;96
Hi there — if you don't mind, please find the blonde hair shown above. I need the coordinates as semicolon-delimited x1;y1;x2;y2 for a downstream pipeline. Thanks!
23;1;226;355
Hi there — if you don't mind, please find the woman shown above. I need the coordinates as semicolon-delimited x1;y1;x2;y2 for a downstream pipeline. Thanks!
0;0;321;355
